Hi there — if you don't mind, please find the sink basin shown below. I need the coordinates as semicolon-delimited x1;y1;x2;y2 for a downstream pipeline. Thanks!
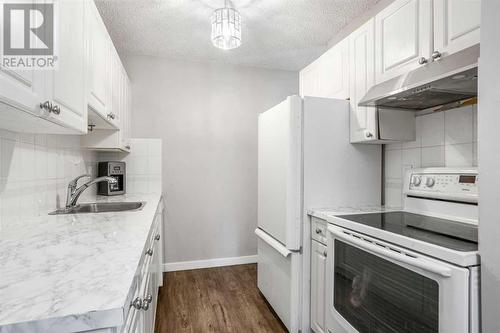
49;202;146;215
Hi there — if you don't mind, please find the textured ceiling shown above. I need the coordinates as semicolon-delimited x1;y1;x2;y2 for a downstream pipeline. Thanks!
95;0;379;71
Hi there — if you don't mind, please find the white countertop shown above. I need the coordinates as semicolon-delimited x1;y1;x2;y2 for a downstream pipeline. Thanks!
0;193;162;333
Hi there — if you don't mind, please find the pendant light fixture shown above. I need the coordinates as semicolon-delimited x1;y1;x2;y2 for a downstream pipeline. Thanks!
211;0;242;50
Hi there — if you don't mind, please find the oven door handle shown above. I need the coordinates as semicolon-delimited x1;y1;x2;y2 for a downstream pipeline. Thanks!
328;227;452;278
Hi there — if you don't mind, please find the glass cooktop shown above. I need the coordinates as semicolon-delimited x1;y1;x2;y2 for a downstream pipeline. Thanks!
336;211;478;252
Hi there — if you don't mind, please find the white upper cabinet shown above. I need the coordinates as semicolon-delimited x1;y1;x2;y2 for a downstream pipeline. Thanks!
87;0;110;119
0;0;85;134
299;62;320;97
44;0;87;133
299;37;349;99
318;38;350;99
375;0;432;83
349;19;377;143
433;0;481;58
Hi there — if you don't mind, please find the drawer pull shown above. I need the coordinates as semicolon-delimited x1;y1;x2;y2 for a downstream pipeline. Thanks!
141;294;153;311
323;250;328;257
315;228;322;234
131;297;142;310
146;249;153;256
155;234;160;241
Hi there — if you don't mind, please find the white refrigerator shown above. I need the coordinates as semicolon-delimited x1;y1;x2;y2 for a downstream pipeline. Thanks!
256;96;381;332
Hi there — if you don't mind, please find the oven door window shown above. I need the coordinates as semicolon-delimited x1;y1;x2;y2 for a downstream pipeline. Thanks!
334;240;439;333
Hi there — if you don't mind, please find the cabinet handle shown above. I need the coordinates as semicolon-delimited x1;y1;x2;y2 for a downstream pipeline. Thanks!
125;145;131;150
131;297;142;310
141;294;153;311
52;105;61;115
155;234;160;241
107;112;115;120
39;101;52;112
146;249;153;256
431;50;442;61
315;228;322;235
418;57;428;65
365;131;374;138
323;250;328;257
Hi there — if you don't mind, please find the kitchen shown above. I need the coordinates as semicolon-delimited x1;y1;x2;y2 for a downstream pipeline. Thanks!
0;0;498;333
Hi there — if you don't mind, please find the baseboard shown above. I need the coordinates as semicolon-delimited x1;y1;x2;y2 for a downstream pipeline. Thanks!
163;254;258;272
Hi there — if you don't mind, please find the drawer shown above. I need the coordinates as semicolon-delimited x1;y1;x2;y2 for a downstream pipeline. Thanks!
311;217;327;245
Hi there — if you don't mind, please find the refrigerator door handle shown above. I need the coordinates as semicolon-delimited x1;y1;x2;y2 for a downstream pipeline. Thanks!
255;228;292;258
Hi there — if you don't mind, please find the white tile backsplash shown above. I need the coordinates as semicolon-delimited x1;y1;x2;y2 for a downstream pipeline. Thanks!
445;143;474;167
421;112;445;147
421;146;445;167
444;105;473;145
0;129;97;220
96;138;162;195
384;105;477;205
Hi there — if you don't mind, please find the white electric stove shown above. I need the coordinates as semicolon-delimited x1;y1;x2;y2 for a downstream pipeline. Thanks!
311;167;480;333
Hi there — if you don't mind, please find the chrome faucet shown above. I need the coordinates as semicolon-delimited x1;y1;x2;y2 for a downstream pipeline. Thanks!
66;174;117;208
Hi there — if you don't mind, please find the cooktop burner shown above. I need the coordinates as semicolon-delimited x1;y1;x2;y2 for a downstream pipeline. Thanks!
336;211;478;252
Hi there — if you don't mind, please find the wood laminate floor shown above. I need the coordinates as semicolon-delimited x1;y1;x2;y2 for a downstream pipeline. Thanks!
154;264;288;333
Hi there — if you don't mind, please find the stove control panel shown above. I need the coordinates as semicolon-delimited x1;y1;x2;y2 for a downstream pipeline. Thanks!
405;168;478;203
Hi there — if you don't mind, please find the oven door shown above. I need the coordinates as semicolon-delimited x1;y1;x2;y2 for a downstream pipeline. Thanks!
326;225;470;333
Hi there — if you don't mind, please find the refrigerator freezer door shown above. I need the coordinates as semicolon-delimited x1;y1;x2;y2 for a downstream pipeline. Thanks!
257;236;301;333
258;95;303;250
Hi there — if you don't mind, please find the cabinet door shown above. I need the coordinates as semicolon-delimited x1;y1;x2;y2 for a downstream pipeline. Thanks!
433;0;481;57
349;19;378;143
45;0;86;133
375;0;432;83
87;0;109;116
318;38;349;99
299;61;320;97
311;240;327;333
0;0;44;117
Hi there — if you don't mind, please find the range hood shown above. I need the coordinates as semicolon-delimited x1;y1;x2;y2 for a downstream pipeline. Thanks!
359;45;479;110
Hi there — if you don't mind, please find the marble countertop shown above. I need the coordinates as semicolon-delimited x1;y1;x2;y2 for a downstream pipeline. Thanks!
0;193;162;333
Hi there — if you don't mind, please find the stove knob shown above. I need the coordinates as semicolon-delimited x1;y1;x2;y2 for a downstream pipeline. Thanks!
426;177;435;187
412;176;422;186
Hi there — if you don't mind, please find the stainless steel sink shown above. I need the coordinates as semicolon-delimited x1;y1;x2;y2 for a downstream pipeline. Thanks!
49;202;146;215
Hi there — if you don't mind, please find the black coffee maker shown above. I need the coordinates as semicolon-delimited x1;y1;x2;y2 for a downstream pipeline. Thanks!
97;162;126;195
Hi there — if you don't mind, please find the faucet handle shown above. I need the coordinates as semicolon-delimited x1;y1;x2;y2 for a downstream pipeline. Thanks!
69;174;91;188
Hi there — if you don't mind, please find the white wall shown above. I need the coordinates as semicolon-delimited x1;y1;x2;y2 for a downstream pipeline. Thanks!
478;1;500;331
0;130;97;228
123;55;299;263
384;105;478;206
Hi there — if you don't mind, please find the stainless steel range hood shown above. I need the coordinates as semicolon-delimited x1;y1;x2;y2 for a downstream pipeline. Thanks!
359;45;479;110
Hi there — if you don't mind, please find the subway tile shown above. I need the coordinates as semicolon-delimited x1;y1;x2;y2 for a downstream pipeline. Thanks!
444;105;473;145
421;112;444;147
402;148;421;170
385;149;402;179
385;143;402;151
473;142;478;166
384;179;403;208
472;105;478;143
421;146;445;167
445;143;473;167
402;116;422;149
34;146;48;180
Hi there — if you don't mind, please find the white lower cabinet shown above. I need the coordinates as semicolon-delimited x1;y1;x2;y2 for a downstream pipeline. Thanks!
311;240;327;333
125;208;163;333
